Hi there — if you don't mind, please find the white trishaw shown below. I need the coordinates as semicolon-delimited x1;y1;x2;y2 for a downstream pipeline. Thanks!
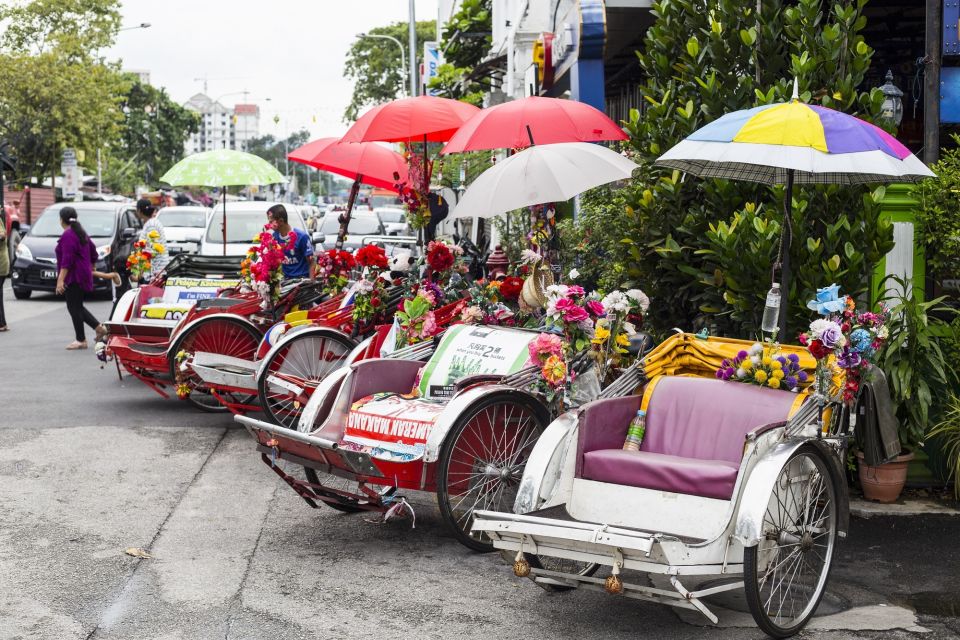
472;333;849;638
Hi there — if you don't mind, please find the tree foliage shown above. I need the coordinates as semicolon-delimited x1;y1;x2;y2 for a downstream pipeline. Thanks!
343;20;436;123
913;134;960;284
0;0;121;60
576;0;893;339
428;0;491;105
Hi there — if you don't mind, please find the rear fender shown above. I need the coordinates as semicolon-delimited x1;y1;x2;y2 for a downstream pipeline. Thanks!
254;325;355;380
347;336;374;365
733;438;848;547
513;410;580;514
167;313;260;359
296;366;351;433
110;288;140;323
423;385;533;463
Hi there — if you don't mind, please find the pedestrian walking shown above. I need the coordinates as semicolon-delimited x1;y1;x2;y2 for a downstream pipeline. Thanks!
55;206;121;350
267;204;315;279
0;207;9;332
134;198;169;281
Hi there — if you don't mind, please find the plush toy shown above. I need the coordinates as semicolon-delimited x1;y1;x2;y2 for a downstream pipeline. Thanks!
387;250;417;283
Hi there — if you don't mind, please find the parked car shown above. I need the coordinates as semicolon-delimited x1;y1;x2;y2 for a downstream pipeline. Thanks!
199;201;318;257
11;201;138;299
316;212;385;253
157;205;210;255
374;207;408;236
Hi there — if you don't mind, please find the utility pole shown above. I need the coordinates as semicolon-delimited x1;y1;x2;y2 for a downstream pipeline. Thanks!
924;0;941;165
408;0;418;97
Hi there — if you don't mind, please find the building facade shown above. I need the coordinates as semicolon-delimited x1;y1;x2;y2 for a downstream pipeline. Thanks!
183;94;260;155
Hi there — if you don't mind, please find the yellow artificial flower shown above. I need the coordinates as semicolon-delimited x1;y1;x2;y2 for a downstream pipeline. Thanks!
541;355;567;387
754;369;768;383
768;377;781;389
762;355;773;366
591;325;611;345
152;243;165;254
148;229;160;239
742;359;753;370
616;333;630;347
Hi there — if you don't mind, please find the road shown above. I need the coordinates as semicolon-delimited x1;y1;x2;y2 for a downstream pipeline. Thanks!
1;287;959;639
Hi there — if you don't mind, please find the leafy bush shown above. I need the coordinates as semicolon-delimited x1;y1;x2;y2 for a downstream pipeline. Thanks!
913;134;960;284
926;394;960;498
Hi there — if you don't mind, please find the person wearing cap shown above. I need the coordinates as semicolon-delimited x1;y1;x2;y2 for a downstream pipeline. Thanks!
135;198;169;281
266;204;315;279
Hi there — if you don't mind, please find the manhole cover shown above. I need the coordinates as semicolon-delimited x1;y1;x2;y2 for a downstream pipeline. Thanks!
696;578;849;616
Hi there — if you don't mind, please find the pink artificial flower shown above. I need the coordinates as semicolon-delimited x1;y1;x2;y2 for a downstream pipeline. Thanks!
527;332;564;365
566;285;586;297
555;298;589;323
585;300;605;317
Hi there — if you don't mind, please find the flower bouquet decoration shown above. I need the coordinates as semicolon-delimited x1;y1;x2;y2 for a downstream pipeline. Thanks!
395;150;432;230
593;289;650;383
458;275;523;326
527;332;570;410
349;244;389;333
316;248;356;295
126;240;152;282
716;342;808;391
395;289;439;347
240;226;292;309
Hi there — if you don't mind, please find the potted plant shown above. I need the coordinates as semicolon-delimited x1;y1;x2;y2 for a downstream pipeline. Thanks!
872;278;958;501
926;393;960;500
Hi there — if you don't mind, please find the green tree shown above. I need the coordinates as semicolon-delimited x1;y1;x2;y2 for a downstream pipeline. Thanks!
102;77;199;193
0;0;128;186
246;129;319;196
428;0;492;105
913;135;960;286
580;0;892;338
343;20;436;122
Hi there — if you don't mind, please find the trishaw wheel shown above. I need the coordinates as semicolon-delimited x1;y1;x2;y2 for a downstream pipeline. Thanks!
436;394;549;553
259;332;354;428
522;554;600;592
170;317;261;413
303;468;392;513
743;444;840;638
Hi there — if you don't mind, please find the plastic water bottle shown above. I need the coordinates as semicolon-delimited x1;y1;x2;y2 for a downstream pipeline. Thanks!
623;410;646;451
761;283;781;334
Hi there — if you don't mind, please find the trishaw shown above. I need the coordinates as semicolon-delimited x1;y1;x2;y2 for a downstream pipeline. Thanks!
188;295;464;424
105;270;327;411
237;323;637;551
471;333;849;638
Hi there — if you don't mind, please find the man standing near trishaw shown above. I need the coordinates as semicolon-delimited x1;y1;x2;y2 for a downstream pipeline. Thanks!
267;204;315;280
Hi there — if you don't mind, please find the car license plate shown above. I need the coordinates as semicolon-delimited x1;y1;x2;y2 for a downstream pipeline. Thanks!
42;270;56;279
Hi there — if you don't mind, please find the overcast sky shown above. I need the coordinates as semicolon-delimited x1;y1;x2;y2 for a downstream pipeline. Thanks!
104;0;439;141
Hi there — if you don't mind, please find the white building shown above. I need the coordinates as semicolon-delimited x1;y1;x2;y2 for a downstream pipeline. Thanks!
182;94;260;155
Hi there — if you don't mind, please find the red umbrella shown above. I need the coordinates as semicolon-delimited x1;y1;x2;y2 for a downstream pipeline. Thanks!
288;138;407;191
340;96;481;143
439;96;628;155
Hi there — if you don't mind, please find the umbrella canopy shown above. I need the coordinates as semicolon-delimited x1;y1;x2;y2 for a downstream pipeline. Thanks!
340;95;481;143
440;96;628;155
452;142;638;219
287;138;407;191
657;101;933;184
159;149;284;187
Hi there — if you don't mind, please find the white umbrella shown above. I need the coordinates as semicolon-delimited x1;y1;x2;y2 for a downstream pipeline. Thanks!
451;142;639;219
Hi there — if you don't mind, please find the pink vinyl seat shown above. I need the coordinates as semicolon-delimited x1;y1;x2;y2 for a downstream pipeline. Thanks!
576;377;798;500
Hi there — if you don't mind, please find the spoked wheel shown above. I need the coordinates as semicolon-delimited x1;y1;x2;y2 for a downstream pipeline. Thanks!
523;554;600;592
258;331;354;428
437;395;549;552
303;468;393;513
743;445;840;638
170;317;261;412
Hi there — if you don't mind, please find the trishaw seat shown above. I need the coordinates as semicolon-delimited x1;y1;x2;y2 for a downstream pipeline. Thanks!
577;376;799;500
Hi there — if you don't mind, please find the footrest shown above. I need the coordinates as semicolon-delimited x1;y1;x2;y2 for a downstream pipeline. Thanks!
190;352;258;390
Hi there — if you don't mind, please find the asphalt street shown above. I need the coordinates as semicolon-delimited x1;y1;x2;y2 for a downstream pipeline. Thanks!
1;286;959;639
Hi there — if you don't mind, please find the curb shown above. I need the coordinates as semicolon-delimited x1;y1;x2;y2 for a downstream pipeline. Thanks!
850;497;960;518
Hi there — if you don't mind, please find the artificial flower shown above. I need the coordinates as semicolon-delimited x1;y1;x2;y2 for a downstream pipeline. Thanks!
426;240;455;272
541;355;567;388
499;276;523;301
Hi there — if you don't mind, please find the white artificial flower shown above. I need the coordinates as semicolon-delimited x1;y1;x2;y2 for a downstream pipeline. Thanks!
749;342;764;356
520;249;541;264
809;319;832;339
568;268;580;280
601;290;629;314
625;288;651;312
623;321;637;336
750;355;761;366
736;368;747;378
877;325;889;339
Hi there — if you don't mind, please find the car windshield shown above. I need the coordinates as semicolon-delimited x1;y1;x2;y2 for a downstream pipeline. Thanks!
377;210;405;223
158;209;206;228
321;215;381;235
206;209;306;244
30;207;116;238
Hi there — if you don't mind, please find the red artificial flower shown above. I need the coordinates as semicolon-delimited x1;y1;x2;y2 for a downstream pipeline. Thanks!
426;241;454;272
499;276;523;301
808;339;831;360
841;321;851;333
355;245;388;269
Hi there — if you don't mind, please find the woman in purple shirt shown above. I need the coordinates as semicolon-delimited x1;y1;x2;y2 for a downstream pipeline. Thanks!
55;207;119;350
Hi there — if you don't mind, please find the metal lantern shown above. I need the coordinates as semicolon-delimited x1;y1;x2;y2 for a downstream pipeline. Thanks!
879;70;904;127
486;245;510;279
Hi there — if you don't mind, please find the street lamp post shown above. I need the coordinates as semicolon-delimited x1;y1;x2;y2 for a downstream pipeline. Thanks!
357;32;408;97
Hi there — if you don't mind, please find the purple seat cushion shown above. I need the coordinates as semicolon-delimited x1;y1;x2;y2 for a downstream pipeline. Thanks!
581;449;740;500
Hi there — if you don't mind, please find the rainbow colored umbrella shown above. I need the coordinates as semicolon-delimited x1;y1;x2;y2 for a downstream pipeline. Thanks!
656;84;933;335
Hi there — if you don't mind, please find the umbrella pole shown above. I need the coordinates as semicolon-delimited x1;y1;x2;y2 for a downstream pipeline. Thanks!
222;185;227;257
777;169;794;338
421;134;428;248
338;175;362;252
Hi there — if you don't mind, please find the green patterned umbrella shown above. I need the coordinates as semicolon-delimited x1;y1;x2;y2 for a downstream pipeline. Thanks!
159;150;284;255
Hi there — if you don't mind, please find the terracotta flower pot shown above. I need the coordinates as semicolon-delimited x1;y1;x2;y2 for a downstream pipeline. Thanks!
857;449;914;503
